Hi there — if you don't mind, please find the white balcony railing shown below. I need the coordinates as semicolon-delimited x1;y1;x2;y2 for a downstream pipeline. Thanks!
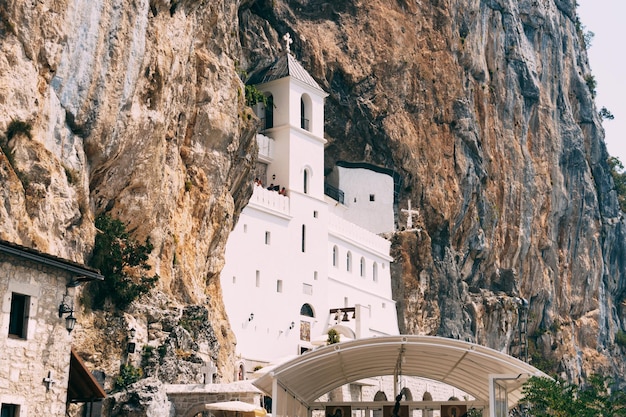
328;213;391;256
257;133;274;161
249;184;289;215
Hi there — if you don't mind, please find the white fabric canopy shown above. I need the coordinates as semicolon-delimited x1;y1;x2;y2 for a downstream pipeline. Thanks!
253;335;546;408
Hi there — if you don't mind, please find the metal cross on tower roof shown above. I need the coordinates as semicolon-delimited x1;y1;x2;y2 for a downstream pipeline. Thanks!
283;33;293;54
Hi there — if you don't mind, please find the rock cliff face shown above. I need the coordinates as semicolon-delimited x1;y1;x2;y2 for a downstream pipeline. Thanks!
237;0;626;381
0;0;625;403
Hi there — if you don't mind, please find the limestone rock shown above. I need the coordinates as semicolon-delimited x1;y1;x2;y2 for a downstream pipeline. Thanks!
104;378;173;417
1;0;625;400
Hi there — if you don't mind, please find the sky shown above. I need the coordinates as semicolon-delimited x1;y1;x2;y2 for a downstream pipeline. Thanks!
577;0;626;164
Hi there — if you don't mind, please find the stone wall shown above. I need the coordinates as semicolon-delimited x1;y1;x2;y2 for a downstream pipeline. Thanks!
0;253;74;416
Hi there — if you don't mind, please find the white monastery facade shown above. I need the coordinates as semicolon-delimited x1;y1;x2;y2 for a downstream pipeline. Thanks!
220;51;399;376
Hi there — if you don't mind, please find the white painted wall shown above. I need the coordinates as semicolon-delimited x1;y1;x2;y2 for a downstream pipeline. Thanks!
329;166;395;234
221;56;398;370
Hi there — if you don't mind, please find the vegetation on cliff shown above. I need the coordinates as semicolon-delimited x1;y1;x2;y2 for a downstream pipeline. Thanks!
521;375;626;416
87;214;159;310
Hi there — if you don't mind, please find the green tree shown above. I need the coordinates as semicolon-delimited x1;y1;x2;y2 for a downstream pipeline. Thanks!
327;328;340;344
89;214;159;310
608;157;626;212
521;375;626;417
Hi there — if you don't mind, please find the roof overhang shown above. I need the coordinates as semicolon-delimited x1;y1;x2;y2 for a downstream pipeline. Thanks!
253;335;546;408
0;239;103;281
68;349;106;403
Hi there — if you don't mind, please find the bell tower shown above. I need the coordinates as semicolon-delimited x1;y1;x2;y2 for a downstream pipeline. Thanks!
248;34;328;200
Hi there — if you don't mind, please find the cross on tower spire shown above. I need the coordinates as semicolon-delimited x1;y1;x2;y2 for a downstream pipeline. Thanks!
283;33;293;54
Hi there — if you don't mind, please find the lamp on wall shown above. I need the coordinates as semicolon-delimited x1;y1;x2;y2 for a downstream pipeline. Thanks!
127;328;137;353
58;294;76;333
289;321;295;330
248;313;254;322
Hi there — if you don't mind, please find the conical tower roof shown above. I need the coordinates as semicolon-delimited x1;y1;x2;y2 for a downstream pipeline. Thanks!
248;53;324;93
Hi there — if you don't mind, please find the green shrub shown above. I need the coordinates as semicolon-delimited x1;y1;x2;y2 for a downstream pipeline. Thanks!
245;84;268;107
616;330;626;348
327;329;340;344
115;363;143;390
584;74;597;97
88;214;159;310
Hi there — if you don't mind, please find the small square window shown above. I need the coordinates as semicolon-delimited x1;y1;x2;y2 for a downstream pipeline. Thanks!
8;293;29;339
1;404;20;417
369;194;375;201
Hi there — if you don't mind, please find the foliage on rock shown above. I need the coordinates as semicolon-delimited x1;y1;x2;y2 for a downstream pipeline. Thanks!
520;375;626;416
88;214;159;310
115;363;144;390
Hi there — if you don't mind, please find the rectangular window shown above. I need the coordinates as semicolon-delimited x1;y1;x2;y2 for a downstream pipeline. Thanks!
265;231;271;245
232;276;236;284
313;211;318;218
313;271;318;280
301;225;306;253
276;280;283;293
1;404;20;417
256;271;261;287
243;224;248;233
8;293;29;339
369;194;375;201
303;283;313;295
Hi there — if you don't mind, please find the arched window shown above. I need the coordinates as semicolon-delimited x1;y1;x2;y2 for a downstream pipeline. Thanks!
300;94;311;131
373;262;378;282
360;257;366;277
300;303;314;317
400;387;413;401
346;252;352;272
332;246;338;267
237;363;245;381
303;168;309;194
373;391;388;401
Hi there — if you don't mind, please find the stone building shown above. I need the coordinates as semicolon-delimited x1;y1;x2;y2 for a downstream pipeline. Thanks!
0;239;104;416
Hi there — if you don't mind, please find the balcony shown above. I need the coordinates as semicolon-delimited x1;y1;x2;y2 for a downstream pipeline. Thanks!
256;133;274;162
324;183;345;204
249;184;290;216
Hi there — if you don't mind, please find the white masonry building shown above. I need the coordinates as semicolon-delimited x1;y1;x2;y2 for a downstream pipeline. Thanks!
221;49;400;377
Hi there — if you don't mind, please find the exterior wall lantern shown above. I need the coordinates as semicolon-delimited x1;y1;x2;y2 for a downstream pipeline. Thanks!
127;328;137;353
58;294;76;333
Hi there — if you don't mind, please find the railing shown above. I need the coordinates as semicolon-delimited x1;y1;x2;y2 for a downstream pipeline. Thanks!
328;213;391;255
324;183;345;204
256;133;274;160
300;117;310;131
249;184;289;215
